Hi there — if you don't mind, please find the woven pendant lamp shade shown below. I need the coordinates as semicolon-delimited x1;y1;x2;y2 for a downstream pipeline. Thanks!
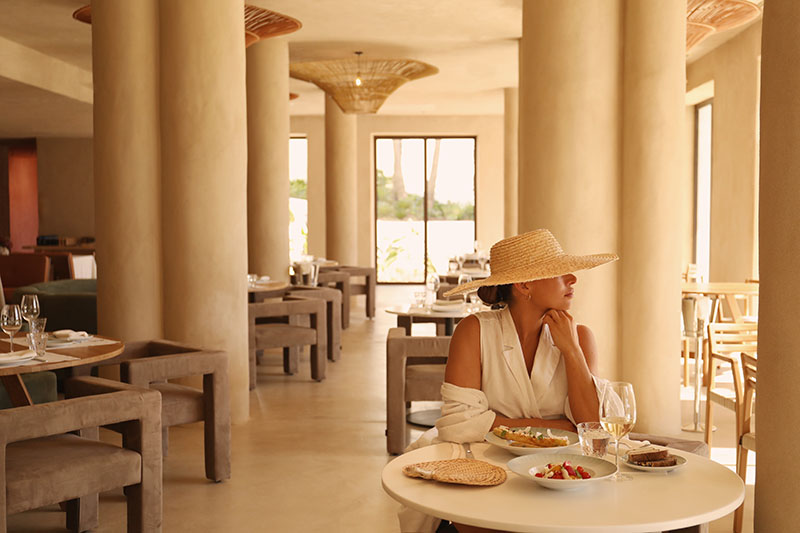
686;0;762;52
73;4;301;48
290;57;438;114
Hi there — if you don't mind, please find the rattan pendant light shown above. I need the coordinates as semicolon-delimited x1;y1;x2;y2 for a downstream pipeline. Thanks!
686;0;762;52
290;52;438;114
73;4;301;48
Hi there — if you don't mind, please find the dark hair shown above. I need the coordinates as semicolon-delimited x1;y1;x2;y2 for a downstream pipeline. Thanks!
477;284;513;308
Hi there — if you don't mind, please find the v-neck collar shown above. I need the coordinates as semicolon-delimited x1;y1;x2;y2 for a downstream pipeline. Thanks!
500;306;562;393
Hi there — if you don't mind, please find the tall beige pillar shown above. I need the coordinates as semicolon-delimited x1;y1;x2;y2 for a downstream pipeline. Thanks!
518;1;621;380
619;1;685;434
246;37;290;281
755;1;800;528
160;0;250;422
324;95;358;264
503;87;518;237
92;0;163;341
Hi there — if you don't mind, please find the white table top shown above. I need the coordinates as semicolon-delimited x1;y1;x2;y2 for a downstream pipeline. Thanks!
382;442;744;533
385;304;474;319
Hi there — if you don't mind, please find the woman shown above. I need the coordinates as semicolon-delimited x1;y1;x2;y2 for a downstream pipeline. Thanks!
400;229;617;533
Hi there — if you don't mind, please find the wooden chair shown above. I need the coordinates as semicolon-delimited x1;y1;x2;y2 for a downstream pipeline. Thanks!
71;340;231;483
734;352;757;533
704;322;758;448
386;328;450;454
0;254;50;302
0;376;162;532
40;251;75;280
249;295;327;388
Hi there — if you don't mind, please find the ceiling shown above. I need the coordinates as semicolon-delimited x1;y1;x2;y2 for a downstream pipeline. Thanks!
0;0;760;138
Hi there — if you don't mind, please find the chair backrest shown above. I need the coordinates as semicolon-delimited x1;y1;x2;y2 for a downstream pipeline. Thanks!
40;252;74;280
708;322;758;356
682;263;703;282
740;352;758;434
0;254;51;290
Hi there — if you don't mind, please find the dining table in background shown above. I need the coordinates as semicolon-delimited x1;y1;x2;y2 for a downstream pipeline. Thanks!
681;282;759;323
247;280;289;303
385;304;473;336
383;442;744;533
0;336;124;407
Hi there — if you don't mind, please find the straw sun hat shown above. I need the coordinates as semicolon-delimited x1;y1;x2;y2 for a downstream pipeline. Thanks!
442;229;618;297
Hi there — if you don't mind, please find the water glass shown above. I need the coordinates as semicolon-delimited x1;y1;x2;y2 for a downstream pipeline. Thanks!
247;273;258;285
577;421;611;458
412;290;426;308
468;292;481;313
27;332;47;357
29;317;47;333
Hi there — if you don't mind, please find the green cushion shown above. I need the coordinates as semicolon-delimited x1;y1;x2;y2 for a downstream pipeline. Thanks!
12;280;97;334
14;279;96;296
0;372;58;410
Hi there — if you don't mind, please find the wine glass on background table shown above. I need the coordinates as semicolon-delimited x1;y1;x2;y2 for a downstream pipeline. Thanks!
457;274;472;304
21;294;40;329
1;305;22;353
600;381;637;481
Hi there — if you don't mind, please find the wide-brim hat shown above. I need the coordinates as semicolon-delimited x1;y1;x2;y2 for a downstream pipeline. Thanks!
443;229;618;297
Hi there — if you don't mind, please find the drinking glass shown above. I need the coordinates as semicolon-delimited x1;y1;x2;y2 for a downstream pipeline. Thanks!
1;305;22;353
468;292;481;313
599;381;637;481
20;294;40;327
457;274;472;304
27;332;47;358
456;255;465;270
29;317;47;333
425;273;440;308
577;421;611;458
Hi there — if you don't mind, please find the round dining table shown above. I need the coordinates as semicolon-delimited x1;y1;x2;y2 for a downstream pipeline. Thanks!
382;442;744;533
386;304;478;336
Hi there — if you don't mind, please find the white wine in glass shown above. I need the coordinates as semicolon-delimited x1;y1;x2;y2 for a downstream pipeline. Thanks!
600;381;637;481
1;305;23;354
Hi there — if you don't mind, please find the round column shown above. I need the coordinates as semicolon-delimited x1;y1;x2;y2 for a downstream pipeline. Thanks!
619;1;685;434
92;0;163;341
756;0;800;528
518;1;622;381
246;37;290;281
324;95;358;264
160;0;250;422
503;87;518;237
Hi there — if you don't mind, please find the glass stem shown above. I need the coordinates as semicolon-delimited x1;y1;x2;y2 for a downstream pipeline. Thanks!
615;438;620;471
8;333;13;353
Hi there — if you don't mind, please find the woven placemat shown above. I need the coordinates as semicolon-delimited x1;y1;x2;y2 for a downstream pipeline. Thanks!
402;458;506;486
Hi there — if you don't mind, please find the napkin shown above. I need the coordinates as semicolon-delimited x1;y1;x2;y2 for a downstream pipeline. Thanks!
611;436;652;456
52;329;90;340
0;350;35;362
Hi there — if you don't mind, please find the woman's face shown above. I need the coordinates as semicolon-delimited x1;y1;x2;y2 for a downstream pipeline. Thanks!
528;274;577;310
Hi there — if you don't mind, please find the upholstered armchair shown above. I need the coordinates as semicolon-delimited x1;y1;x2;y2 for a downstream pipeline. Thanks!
0;376;162;532
287;285;343;362
386;328;451;454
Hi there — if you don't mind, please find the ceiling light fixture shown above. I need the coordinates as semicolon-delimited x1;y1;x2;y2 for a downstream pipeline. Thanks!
685;0;762;52
290;56;438;114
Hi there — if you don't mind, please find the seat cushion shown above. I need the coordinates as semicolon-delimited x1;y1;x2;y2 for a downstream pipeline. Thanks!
710;388;737;410
152;382;204;427
405;365;445;401
254;325;316;349
6;434;141;514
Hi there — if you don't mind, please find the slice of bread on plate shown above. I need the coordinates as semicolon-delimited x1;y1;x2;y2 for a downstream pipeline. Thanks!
627;445;678;467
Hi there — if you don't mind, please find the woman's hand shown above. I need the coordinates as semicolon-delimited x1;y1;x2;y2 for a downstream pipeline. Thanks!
543;309;581;357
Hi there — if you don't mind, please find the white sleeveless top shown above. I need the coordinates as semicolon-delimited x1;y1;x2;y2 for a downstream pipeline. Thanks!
477;306;576;423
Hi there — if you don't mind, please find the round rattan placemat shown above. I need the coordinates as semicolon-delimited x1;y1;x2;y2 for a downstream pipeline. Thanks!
402;458;506;486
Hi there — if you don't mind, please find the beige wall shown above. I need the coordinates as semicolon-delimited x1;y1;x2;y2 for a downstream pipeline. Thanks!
687;22;761;282
36;137;94;237
292;114;504;268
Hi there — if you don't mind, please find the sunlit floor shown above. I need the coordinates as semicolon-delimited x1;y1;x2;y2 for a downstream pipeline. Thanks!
7;285;753;532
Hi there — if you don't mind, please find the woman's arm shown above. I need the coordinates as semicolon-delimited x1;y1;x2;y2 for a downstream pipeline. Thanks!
444;315;578;432
543;310;601;424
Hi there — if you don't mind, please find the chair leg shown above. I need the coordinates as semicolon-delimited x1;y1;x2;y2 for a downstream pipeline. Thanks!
734;446;749;533
310;342;327;381
284;347;299;374
203;373;231;483
66;496;98;533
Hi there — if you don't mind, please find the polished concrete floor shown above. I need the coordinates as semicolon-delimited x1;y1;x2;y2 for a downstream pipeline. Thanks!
8;285;753;532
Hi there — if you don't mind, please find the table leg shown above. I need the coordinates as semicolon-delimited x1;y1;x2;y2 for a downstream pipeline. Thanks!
444;318;455;336
397;316;412;335
1;374;33;407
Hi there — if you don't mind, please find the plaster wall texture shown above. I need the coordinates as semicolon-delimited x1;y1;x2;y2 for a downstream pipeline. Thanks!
324;95;358;265
246;38;290;282
91;0;163;342
619;0;685;435
518;0;622;386
756;0;800;528
159;0;249;422
503;87;518;238
37;137;94;237
687;22;762;283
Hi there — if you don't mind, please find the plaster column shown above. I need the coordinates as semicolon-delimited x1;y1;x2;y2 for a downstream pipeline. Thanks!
503;87;518;237
619;1;685;434
91;0;163;340
755;0;800;528
160;0;250;422
324;95;358;264
246;37;290;281
518;1;621;380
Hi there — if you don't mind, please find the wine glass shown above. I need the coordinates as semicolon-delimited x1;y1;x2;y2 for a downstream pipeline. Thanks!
1;305;22;354
457;274;472;304
21;294;40;328
425;273;440;308
599;381;637;481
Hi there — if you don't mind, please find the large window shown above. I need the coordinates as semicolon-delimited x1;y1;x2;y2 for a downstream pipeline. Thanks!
375;136;476;283
694;101;712;282
289;137;308;262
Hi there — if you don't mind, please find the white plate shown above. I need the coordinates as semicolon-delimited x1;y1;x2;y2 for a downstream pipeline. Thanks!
0;351;36;366
484;427;580;456
625;452;687;472
508;454;617;491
